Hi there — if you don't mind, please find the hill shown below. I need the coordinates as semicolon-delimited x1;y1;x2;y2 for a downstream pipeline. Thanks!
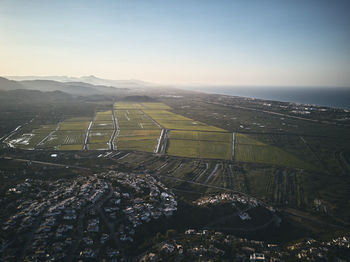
0;76;126;96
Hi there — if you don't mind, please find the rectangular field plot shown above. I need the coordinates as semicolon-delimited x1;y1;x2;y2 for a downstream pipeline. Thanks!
88;143;110;150
115;129;161;153
141;102;171;110
170;130;232;142
88;130;114;144
143;109;225;131
115;102;145;110
87;110;115;150
91;121;115;130
118;129;161;141
167;130;232;160
59;121;90;131
199;141;232;159
114;106;161;152
57;144;84;150
94;110;113;121
39;118;90;150
7;124;58;149
167;139;199;158
116;139;159;153
40;131;86;148
235;133;312;169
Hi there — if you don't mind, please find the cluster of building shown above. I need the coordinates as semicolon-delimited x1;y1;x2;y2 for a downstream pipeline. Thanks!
140;229;350;262
287;236;350;261
2;176;109;261
1;171;178;261
193;193;259;208
100;171;177;239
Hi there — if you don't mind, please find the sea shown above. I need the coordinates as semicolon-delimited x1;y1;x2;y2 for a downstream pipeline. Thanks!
188;86;350;109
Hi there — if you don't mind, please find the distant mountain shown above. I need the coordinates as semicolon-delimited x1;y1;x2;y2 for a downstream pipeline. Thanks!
19;80;101;95
0;76;127;96
0;89;73;105
6;75;154;88
0;76;24;90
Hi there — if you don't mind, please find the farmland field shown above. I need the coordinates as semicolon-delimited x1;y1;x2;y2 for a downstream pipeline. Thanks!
235;133;313;169
7;124;57;149
87;110;115;150
114;105;161;152
10;115;92;150
59;121;90;131
143;109;226;131
39;131;86;148
168;130;233;160
113;102;232;158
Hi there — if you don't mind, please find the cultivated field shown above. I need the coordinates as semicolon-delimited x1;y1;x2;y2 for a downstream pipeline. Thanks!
7;124;58;149
114;104;161;153
234;133;312;169
168;130;232;160
10;116;91;150
143;109;226;131
114;102;232;158
87;110;115;150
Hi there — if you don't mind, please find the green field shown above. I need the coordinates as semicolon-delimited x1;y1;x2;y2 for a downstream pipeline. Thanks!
116;139;159;152
40;131;86;148
170;130;231;142
141;102;171;110
89;130;114;144
114;105;161;152
94;110;113;121
88;142;110;150
87;110;115;150
115;102;145;110
235;133;313;169
143;109;225;131
59;121;90;131
10;116;91;150
8;125;57;149
168;130;232;160
43;119;90;150
113;102;231;158
58;144;84;150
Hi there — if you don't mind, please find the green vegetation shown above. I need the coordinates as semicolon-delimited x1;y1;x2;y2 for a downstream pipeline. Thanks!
89;130;113;144
87;110;115;150
116;139;158;152
235;133;313;169
143;109;225;131
88;142;110;150
141;102;171;110
114;105;161;153
168;130;232;160
58;144;84;150
40;131;86;148
59;121;90;131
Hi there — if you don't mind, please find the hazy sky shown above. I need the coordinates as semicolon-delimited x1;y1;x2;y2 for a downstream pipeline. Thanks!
1;0;350;86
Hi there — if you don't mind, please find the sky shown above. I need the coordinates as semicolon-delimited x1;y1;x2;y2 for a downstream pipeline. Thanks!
1;0;350;87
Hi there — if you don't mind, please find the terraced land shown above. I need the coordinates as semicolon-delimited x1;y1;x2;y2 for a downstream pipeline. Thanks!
168;130;233;160
235;133;313;169
114;105;161;153
88;110;115;150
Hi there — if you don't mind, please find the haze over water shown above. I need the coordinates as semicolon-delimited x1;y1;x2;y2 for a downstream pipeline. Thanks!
189;86;350;109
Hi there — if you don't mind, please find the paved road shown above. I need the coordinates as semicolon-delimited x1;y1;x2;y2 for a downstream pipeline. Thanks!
83;119;94;150
110;103;118;150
